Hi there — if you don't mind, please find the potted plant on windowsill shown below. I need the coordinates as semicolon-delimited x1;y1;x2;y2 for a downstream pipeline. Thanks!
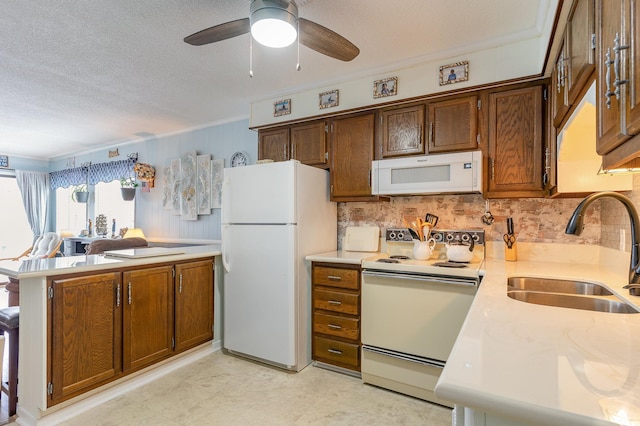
71;184;89;203
120;177;138;201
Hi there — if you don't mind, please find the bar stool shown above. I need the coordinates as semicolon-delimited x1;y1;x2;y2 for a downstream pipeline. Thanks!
0;307;19;416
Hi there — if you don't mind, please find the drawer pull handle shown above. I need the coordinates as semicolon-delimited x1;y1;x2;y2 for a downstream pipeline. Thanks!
327;324;342;330
327;275;342;280
327;349;343;355
328;300;342;305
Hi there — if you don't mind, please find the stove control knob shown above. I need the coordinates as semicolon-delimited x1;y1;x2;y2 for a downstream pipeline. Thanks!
397;232;404;241
389;232;396;240
461;233;470;242
446;233;454;242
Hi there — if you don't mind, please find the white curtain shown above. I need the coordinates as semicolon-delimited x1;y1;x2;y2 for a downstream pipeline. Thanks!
16;170;50;242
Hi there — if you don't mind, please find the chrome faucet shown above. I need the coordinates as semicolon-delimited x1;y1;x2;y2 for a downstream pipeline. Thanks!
565;191;640;296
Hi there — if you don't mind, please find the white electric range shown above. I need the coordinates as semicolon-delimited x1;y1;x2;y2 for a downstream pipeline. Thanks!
360;228;485;407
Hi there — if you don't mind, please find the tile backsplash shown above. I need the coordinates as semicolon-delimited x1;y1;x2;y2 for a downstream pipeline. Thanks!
338;175;640;253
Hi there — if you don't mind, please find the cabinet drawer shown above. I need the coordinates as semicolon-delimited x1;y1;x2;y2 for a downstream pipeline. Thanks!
313;266;359;290
314;288;359;315
313;335;360;369
314;313;359;340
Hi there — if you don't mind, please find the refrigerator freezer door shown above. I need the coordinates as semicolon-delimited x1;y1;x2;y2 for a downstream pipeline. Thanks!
222;161;296;225
223;224;298;368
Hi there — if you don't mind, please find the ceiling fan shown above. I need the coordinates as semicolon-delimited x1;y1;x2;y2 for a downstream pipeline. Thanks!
184;0;360;62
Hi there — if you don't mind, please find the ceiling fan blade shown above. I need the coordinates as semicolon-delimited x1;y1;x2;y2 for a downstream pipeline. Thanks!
298;18;359;61
184;18;250;46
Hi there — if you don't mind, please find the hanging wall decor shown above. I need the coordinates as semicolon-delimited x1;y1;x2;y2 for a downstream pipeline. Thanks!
197;154;212;215
170;158;182;216
211;159;224;209
179;151;197;221
162;166;172;210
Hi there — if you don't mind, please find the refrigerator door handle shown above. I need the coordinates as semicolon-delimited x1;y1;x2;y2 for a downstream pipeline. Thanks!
221;175;229;225
222;224;231;273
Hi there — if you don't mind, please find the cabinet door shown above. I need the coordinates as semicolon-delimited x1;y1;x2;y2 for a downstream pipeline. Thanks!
380;104;425;157
552;40;571;127
596;0;629;154
566;0;596;104
122;265;174;372
174;259;214;352
291;121;328;167
329;113;375;200
427;96;478;153
258;128;290;162
624;0;640;135
49;272;121;404
487;86;546;197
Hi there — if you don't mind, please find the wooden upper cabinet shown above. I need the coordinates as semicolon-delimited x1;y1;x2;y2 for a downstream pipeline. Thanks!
291;121;328;167
49;272;122;405
486;85;546;198
624;0;640;135
122;265;174;373
329;113;376;200
566;0;596;104
596;0;628;155
174;259;214;352
379;104;425;157
427;95;478;153
552;39;571;127
258;127;289;162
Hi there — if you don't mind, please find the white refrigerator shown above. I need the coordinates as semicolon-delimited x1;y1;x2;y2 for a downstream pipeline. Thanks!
221;160;337;371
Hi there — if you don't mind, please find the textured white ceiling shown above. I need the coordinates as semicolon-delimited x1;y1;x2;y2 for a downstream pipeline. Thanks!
1;0;557;160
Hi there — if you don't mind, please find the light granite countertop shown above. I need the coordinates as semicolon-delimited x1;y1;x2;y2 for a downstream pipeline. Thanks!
0;244;222;279
305;250;378;265
435;244;640;426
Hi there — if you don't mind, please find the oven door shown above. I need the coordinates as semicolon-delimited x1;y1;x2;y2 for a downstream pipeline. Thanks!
361;270;477;361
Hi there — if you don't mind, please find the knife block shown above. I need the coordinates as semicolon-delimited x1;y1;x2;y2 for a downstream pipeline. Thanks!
505;241;517;261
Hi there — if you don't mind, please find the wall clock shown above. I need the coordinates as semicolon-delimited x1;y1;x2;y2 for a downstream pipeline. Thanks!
231;151;249;167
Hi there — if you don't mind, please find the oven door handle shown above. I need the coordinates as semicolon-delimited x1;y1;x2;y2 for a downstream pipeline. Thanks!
362;345;445;368
362;270;478;287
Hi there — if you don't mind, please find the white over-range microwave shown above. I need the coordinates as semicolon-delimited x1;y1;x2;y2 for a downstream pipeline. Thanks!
371;150;483;196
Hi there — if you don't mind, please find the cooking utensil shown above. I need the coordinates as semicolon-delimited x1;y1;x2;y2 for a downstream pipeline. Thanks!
407;228;421;241
503;234;516;249
425;213;439;228
445;232;475;262
482;200;495;225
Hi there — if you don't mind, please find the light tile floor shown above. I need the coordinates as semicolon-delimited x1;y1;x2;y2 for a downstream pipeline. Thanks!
20;351;452;425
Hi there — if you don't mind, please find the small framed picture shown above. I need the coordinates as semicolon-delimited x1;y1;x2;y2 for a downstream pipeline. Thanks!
0;155;8;168
319;89;339;109
373;77;398;98
439;61;469;86
273;99;291;117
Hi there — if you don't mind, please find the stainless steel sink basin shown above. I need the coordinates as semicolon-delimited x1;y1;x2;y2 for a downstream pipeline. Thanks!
507;276;613;296
507;290;639;314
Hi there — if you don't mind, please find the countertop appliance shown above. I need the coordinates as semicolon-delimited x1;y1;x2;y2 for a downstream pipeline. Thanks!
221;160;337;371
360;228;484;407
371;150;482;196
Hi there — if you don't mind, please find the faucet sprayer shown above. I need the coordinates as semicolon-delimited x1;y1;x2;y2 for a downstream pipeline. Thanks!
565;191;640;295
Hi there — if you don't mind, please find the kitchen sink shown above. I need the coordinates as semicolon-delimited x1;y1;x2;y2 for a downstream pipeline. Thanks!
507;290;639;314
507;277;613;295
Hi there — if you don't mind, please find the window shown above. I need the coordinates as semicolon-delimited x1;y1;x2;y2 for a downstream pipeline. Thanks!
0;176;33;258
95;180;135;234
55;186;87;236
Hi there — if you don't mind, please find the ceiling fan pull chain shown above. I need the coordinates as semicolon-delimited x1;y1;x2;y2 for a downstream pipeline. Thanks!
296;20;301;71
249;35;254;78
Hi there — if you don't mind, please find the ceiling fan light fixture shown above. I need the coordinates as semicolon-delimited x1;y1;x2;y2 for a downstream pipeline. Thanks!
250;0;299;48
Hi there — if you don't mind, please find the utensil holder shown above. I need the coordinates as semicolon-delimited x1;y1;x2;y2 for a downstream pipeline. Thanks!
505;242;517;261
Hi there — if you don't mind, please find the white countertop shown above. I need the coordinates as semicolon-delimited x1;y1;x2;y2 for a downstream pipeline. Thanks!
435;253;640;426
305;250;378;265
0;244;222;279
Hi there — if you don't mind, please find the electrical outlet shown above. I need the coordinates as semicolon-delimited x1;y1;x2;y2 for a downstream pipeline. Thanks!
620;229;626;251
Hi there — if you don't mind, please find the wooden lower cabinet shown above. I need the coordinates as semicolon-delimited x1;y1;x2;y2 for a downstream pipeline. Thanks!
47;258;214;407
123;265;174;372
48;272;122;405
174;259;214;352
311;262;361;372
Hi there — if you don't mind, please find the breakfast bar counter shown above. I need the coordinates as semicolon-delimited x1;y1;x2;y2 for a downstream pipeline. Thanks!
435;245;640;426
0;244;221;426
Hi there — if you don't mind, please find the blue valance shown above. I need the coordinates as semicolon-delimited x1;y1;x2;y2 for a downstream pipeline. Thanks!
50;158;136;189
49;166;88;190
88;158;136;185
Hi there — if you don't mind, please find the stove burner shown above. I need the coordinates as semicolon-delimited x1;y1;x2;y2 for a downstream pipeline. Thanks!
389;255;410;260
377;258;400;263
433;261;469;268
